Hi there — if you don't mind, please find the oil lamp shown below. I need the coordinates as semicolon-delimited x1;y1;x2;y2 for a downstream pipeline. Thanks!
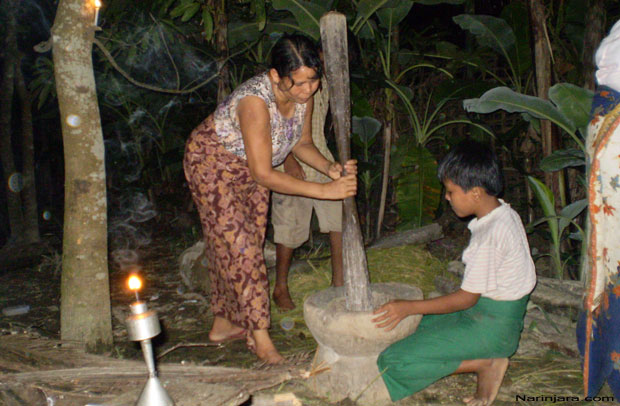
125;275;175;406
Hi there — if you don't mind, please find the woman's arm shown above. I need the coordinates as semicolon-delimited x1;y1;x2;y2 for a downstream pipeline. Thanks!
238;96;356;200
372;289;481;332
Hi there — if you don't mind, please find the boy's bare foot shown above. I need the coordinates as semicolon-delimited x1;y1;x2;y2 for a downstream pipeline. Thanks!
273;286;296;310
462;358;509;406
253;329;285;364
208;316;245;342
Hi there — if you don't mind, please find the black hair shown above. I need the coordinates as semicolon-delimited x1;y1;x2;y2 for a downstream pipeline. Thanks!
437;140;503;196
270;34;322;85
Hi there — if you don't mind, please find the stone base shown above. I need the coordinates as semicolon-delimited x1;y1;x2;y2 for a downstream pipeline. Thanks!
304;283;423;405
310;344;391;405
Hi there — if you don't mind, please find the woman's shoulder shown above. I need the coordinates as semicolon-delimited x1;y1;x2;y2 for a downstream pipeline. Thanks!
216;72;271;119
234;72;271;100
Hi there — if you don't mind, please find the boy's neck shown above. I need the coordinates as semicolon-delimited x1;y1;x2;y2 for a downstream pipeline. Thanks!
475;196;501;219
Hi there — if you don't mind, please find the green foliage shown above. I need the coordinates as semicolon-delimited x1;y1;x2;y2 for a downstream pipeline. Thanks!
548;83;592;138
499;1;531;79
452;8;533;92
416;0;464;4
453;14;515;56
270;0;330;40
463;85;593;152
539;148;585;172
391;142;441;228
30;56;56;110
527;176;587;279
352;116;382;238
170;0;201;22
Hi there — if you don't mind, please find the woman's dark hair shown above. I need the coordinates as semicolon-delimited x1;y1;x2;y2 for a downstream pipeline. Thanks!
437;140;503;197
270;33;322;84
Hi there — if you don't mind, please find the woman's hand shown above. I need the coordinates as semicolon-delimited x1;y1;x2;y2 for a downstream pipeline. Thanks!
283;155;305;180
321;174;357;200
371;300;416;332
327;159;357;180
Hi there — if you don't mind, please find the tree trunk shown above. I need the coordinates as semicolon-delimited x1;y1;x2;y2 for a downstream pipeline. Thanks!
211;0;229;104
0;0;26;246
582;0;606;91
15;55;41;243
52;0;112;350
320;12;372;312
529;0;564;210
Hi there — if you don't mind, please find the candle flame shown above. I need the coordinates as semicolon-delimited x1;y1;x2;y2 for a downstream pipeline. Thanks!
94;0;101;9
128;275;142;291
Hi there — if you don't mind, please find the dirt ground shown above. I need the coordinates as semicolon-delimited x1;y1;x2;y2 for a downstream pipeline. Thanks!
0;224;615;406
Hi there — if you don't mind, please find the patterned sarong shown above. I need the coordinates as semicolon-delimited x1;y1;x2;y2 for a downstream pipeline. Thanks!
183;115;271;348
378;296;528;402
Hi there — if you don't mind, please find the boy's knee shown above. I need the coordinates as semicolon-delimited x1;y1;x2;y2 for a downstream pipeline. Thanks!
377;347;396;371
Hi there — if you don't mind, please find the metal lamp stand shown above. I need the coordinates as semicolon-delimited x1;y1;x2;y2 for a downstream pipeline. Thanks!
126;300;175;406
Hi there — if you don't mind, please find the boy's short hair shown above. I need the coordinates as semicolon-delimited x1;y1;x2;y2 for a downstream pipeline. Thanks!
437;140;503;196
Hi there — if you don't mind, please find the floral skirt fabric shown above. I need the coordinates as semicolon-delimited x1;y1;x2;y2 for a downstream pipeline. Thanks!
183;115;271;347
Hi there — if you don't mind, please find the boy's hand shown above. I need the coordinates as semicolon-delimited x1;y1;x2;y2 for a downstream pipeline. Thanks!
328;159;357;180
372;300;415;332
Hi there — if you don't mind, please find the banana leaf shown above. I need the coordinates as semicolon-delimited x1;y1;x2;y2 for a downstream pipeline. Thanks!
452;14;515;61
228;19;297;48
271;0;329;40
393;145;441;228
527;176;558;250
252;0;266;31
500;1;531;77
548;83;593;138
417;0;465;4
539;148;585;172
353;0;391;34
376;0;413;29
352;116;381;146
558;198;587;240
463;87;577;139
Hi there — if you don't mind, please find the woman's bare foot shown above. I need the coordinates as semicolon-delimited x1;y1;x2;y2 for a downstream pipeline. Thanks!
462;358;509;405
253;329;285;364
208;316;245;342
273;286;296;310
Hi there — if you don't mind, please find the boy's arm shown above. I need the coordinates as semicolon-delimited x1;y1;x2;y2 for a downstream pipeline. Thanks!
372;289;480;332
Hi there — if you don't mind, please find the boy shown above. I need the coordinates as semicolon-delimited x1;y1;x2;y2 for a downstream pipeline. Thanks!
373;140;536;405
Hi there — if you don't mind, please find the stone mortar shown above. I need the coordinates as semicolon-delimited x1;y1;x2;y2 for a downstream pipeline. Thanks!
303;282;423;405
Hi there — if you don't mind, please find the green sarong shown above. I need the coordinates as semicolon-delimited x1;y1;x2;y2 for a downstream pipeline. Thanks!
377;296;529;402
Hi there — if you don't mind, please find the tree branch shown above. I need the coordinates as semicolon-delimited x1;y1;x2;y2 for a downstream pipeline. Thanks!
92;37;219;94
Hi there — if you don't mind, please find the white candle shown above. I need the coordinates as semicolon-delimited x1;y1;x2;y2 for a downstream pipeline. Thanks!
94;0;101;26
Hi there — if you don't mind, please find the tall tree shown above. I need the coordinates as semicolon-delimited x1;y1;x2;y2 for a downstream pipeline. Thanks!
582;0;606;91
52;0;112;350
0;0;27;245
15;56;41;244
210;0;229;103
530;0;564;210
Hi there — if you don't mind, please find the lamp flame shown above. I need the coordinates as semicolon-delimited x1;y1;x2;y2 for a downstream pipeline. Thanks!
94;0;101;8
128;275;142;291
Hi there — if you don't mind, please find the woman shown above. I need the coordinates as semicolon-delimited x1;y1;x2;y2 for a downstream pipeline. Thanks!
184;34;357;364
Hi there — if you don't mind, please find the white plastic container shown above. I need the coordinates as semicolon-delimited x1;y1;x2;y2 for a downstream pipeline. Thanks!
2;305;30;316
